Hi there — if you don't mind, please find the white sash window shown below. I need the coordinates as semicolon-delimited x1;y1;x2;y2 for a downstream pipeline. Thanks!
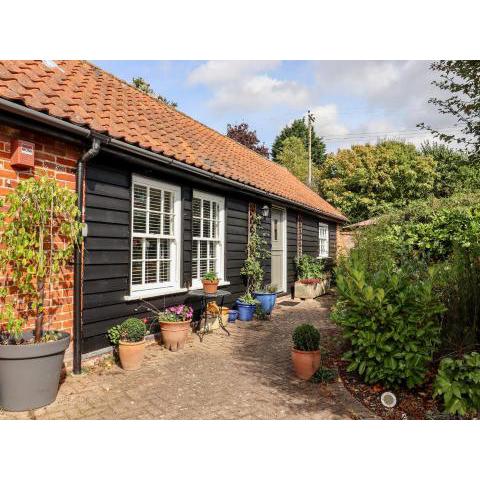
318;222;329;258
130;175;181;292
191;191;225;288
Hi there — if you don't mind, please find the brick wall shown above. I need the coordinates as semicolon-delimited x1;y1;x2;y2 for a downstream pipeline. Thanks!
0;123;81;335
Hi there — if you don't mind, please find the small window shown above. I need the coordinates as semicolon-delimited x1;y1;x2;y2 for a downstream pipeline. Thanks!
130;175;181;293
192;191;225;288
318;222;329;258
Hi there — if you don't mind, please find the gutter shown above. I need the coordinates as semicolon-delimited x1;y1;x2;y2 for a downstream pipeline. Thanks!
72;137;102;375
0;98;346;223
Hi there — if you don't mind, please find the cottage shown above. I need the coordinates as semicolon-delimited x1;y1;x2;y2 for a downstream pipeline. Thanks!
0;60;346;367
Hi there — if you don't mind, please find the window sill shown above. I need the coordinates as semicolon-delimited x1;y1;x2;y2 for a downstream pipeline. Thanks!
124;287;188;302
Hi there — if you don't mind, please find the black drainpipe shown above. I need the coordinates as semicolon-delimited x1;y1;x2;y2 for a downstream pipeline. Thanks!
73;137;101;375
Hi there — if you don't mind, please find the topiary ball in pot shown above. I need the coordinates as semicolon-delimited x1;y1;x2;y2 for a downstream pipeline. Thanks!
291;324;321;380
109;317;147;371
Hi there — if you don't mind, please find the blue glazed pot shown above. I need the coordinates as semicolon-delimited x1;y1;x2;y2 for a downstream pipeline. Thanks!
253;292;277;315
228;310;238;323
237;302;256;321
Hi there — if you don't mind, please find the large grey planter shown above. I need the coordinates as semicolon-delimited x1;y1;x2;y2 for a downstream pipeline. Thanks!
0;331;70;412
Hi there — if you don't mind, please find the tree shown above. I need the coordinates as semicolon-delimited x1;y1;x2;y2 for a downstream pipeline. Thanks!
317;140;437;223
418;61;480;155
226;122;269;157
421;141;480;197
277;136;308;183
131;77;178;108
272;118;326;167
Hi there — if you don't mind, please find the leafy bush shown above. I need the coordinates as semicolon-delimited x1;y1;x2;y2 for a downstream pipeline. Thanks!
295;254;325;280
256;284;277;293
310;367;336;384
434;352;480;416
238;292;258;305
332;252;444;388
202;271;218;282
108;317;146;345
292;324;320;351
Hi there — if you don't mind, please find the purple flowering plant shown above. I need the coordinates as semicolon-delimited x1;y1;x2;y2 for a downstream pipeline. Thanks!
158;304;193;323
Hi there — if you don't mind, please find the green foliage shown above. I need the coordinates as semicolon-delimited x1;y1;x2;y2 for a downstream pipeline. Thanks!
295;254;325;280
272;118;326;168
292;324;320;351
0;175;81;341
202;271;218;282
240;210;270;293
276;136;308;183
421;141;480;197
310;367;337;384
0;304;23;344
317;140;437;223
238;292;258;305
434;352;480;416
332;252;443;388
131;77;178;108
257;284;277;294
419;61;480;155
108;317;146;345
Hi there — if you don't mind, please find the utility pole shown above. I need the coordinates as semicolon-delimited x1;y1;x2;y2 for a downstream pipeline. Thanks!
307;110;315;186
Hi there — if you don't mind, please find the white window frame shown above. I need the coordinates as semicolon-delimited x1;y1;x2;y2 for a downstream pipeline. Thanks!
130;174;181;294
191;190;225;289
318;222;329;258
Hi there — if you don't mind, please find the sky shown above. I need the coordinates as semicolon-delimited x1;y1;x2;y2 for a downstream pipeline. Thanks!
94;60;457;154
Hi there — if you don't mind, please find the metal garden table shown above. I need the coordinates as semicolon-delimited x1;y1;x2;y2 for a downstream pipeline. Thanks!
187;289;231;341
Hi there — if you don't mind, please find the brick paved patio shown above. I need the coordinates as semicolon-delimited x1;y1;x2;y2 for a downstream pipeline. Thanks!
1;295;373;420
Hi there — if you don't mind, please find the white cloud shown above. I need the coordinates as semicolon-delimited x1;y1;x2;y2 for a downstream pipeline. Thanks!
187;60;309;112
310;104;349;137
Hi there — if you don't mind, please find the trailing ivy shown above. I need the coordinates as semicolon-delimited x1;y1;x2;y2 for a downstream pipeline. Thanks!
0;175;81;342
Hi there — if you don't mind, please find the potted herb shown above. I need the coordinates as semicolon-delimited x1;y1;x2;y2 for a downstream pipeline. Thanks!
107;318;147;371
237;293;258;321
202;271;219;294
157;304;193;351
294;254;330;299
291;324;321;380
253;284;278;315
0;176;81;411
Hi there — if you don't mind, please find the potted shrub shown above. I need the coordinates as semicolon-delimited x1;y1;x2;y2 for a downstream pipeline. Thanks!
108;318;147;371
253;284;278;315
291;324;321;380
294;254;330;299
237;293;258;321
202;271;219;294
0;176;81;411
157;304;193;351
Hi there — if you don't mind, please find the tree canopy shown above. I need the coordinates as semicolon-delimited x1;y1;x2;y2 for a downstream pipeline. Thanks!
276;136;308;183
317;140;437;223
418;61;480;155
131;77;178;108
226;122;269;158
271;118;326;167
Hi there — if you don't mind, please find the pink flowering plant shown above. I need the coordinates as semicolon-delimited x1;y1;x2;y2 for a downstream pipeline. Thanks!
158;304;193;323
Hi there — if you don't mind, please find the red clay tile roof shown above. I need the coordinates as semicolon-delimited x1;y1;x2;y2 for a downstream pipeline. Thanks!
0;60;346;221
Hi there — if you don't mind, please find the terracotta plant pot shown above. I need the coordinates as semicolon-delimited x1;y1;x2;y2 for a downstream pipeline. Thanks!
118;339;145;371
291;348;321;380
159;320;191;351
202;279;219;294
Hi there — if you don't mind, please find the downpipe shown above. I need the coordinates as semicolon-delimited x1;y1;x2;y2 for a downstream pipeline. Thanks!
73;137;101;375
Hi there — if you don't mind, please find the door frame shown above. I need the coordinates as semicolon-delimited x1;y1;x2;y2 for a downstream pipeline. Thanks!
271;205;287;293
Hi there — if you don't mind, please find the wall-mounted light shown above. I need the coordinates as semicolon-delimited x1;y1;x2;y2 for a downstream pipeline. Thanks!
261;204;270;218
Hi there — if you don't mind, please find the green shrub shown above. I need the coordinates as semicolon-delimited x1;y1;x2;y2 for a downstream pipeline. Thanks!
332;252;444;388
202;271;218;281
108;317;146;345
292;324;320;351
434;352;480;416
238;292;258;305
310;366;336;384
295;254;325;280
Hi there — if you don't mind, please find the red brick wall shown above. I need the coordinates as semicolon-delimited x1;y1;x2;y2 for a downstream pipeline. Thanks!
0;123;81;335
